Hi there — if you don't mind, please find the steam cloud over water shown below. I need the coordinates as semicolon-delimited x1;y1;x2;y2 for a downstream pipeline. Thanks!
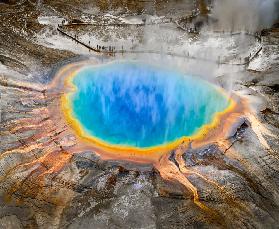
69;62;230;148
211;0;279;32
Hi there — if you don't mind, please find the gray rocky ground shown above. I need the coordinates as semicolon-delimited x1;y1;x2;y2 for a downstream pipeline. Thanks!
0;0;279;228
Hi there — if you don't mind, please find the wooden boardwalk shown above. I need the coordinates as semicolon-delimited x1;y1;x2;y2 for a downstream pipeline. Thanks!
57;25;262;66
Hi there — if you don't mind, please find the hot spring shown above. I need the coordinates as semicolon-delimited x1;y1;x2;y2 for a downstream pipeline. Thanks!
63;61;232;151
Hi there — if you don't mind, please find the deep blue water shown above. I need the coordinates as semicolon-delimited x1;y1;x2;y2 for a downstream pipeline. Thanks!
70;61;229;148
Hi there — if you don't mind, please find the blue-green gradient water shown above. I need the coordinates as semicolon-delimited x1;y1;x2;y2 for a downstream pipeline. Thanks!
70;62;230;148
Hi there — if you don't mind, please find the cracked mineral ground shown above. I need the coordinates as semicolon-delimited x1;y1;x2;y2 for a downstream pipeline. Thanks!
1;0;279;229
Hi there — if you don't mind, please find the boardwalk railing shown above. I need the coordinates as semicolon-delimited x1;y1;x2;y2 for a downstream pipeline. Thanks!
57;24;262;66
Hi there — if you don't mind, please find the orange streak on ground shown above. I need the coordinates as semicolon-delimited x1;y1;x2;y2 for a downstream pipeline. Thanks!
2;146;74;207
155;153;211;211
0;143;42;161
174;146;224;189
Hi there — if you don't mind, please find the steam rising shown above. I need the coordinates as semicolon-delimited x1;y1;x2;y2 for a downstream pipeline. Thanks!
211;0;278;32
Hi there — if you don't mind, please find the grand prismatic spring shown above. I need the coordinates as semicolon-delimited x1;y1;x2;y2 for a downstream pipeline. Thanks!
1;1;279;228
62;61;233;152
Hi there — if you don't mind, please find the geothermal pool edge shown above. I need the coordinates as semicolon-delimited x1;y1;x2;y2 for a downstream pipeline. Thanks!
56;60;243;161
